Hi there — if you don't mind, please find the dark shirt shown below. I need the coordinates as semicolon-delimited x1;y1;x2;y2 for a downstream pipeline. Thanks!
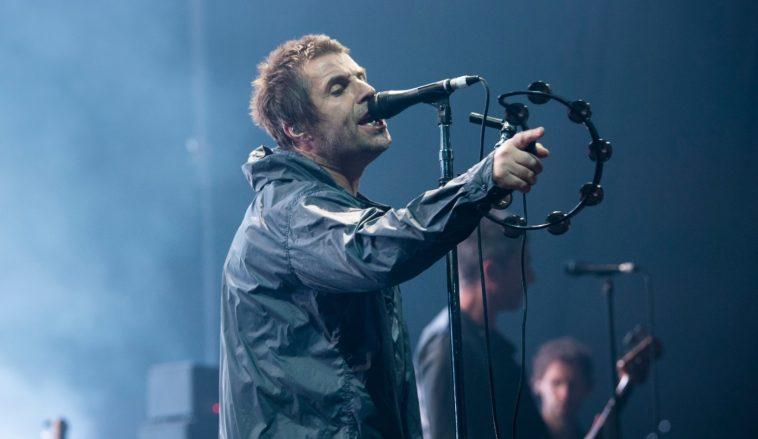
415;309;550;439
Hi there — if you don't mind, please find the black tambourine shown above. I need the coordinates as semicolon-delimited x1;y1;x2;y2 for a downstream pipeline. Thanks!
469;81;611;237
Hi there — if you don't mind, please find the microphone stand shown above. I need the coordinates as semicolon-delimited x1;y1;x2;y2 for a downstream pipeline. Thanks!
602;277;621;439
435;96;467;439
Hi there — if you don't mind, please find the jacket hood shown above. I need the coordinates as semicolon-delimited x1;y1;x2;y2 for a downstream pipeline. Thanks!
242;145;341;192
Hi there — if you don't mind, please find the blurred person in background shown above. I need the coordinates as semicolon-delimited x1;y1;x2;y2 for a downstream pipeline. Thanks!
414;218;550;439
531;337;594;439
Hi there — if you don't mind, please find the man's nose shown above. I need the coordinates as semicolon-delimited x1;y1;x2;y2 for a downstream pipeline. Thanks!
556;384;568;400
357;80;376;105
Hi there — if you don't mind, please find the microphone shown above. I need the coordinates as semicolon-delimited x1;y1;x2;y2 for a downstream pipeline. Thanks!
367;75;481;121
565;261;639;276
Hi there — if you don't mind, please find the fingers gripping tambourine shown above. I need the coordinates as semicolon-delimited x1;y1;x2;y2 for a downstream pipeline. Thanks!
469;81;612;238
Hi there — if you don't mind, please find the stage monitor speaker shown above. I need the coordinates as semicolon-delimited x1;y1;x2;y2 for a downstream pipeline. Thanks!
139;418;217;439
146;361;218;422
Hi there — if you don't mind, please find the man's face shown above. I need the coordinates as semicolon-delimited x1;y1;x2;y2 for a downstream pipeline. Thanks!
299;52;391;166
534;360;591;420
486;250;535;312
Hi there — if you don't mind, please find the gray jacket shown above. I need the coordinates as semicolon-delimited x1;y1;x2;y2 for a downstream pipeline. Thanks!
220;146;502;438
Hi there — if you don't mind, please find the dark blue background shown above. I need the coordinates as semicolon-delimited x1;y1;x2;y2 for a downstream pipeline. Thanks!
1;0;755;437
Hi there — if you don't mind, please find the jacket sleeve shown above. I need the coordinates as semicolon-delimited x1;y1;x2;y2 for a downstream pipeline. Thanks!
285;152;503;294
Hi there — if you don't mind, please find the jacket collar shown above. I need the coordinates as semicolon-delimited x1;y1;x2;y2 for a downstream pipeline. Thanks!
242;145;340;192
242;145;389;209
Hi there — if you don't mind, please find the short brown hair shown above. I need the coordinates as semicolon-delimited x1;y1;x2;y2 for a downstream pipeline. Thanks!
250;34;349;149
457;216;521;285
532;337;594;388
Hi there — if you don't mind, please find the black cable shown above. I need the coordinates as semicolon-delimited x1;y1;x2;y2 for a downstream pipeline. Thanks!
474;77;531;439
643;273;662;434
475;77;503;439
512;193;528;439
477;76;490;161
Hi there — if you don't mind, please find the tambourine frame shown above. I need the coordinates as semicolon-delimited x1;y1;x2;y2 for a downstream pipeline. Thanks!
481;86;611;234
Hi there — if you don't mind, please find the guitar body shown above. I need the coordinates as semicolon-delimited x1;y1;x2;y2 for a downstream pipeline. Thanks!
584;330;663;439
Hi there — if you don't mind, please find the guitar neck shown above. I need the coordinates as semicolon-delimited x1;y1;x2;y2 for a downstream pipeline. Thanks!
585;396;618;439
584;332;663;439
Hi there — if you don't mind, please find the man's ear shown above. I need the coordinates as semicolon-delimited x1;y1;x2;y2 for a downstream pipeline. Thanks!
282;122;312;151
531;377;543;397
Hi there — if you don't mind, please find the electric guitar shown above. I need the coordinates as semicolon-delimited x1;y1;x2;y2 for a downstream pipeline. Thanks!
584;329;663;439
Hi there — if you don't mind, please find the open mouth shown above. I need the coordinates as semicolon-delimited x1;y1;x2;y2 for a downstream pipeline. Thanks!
357;113;386;128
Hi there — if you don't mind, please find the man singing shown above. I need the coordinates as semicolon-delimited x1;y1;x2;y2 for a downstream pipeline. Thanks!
220;34;549;438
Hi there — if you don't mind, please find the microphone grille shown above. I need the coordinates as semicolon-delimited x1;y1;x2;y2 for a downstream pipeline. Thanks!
564;261;579;274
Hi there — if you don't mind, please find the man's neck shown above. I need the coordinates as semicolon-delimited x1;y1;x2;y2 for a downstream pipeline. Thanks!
542;412;580;439
320;161;362;196
298;149;364;196
460;283;487;326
